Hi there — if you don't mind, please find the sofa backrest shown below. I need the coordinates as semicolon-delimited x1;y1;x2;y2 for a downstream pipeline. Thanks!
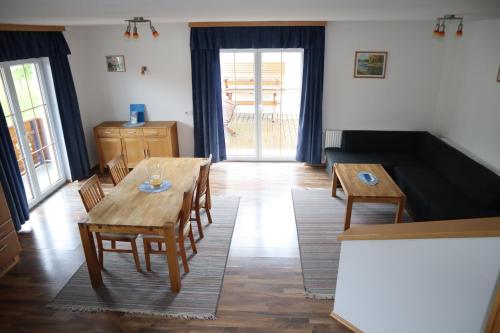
341;130;425;154
417;133;500;210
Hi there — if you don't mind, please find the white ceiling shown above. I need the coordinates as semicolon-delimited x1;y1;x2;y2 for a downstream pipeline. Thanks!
1;0;499;25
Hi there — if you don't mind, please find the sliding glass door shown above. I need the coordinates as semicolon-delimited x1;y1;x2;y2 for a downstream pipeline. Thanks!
220;49;303;160
0;59;66;207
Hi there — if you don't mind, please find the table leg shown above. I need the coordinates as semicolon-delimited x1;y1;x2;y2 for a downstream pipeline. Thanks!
78;222;102;288
164;225;181;293
344;197;354;231
395;196;406;224
332;166;339;197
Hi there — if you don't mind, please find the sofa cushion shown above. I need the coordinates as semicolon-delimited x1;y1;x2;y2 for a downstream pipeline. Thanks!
394;166;498;221
417;134;500;210
325;147;422;176
341;130;425;154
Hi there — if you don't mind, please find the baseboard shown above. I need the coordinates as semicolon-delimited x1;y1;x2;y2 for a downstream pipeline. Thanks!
330;311;363;333
304;162;326;168
90;163;100;175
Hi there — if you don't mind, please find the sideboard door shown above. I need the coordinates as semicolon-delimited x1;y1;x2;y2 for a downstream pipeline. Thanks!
144;137;171;157
98;138;123;169
122;137;145;168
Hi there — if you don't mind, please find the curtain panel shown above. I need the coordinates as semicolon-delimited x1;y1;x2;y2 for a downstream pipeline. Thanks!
0;31;90;180
190;26;325;163
0;103;29;231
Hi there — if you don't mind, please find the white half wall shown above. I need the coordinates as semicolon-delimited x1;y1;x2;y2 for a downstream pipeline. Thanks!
333;237;500;333
64;23;193;166
434;19;500;174
323;21;444;132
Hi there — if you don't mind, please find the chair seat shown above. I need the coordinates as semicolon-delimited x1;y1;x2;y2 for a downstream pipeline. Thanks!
192;194;206;208
141;226;179;240
99;232;138;240
141;234;164;240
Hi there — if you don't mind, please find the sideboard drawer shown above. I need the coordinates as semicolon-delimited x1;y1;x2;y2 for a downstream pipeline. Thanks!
0;231;21;268
0;219;15;241
120;128;143;137
143;128;167;137
96;128;120;138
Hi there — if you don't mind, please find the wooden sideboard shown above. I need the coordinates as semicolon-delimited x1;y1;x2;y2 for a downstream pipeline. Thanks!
94;121;180;172
0;182;22;278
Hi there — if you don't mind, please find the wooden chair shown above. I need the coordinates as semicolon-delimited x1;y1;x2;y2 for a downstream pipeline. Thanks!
142;180;198;272
78;175;141;272
107;155;129;186
191;154;213;239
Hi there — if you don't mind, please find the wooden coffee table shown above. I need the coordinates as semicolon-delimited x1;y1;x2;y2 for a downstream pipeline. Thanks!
331;163;406;231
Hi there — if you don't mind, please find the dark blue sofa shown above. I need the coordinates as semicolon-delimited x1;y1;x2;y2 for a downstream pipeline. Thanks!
325;130;500;221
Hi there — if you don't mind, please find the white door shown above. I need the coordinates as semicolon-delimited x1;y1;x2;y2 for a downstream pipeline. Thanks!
220;49;303;161
0;59;67;207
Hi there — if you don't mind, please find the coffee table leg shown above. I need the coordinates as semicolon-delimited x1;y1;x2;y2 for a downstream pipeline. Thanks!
332;166;338;197
395;196;406;223
344;197;353;231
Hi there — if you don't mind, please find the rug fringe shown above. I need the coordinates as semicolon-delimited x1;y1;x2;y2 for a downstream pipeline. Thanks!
46;303;216;320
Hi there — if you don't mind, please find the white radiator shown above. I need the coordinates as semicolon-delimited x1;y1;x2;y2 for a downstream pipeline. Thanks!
325;129;342;148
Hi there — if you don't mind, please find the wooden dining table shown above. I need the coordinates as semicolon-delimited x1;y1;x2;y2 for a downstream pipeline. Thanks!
78;157;204;293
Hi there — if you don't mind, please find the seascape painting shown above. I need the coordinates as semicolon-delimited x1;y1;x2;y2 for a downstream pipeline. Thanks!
354;51;387;78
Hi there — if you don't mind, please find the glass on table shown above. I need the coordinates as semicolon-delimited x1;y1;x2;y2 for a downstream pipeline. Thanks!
146;161;163;187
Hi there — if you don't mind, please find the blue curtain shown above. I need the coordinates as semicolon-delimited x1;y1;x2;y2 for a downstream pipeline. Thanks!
296;49;324;163
0;103;29;231
190;26;325;163
191;49;226;162
49;54;90;180
0;31;90;180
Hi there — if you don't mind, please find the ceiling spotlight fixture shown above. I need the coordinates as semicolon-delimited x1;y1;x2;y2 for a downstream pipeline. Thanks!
124;17;159;40
433;14;463;38
132;23;139;39
456;20;463;37
124;22;131;38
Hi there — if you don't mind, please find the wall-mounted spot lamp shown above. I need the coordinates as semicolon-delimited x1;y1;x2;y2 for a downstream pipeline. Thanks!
433;14;463;38
124;17;159;39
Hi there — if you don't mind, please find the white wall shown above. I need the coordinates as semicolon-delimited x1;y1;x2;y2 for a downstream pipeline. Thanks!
333;237;500;333
64;23;193;166
65;20;498;171
323;21;444;131
434;19;500;174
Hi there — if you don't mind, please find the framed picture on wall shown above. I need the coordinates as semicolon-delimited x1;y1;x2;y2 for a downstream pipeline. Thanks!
497;65;500;82
106;55;126;72
353;51;388;79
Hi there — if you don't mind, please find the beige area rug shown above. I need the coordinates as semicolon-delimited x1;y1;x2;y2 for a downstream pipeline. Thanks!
47;196;240;319
292;189;411;299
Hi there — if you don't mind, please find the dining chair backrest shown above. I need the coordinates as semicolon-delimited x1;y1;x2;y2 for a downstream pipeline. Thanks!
107;155;129;186
195;154;212;203
178;179;197;235
78;175;105;212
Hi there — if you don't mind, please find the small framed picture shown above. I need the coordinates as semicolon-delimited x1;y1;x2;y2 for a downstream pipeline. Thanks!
497;65;500;83
354;51;388;79
106;55;126;72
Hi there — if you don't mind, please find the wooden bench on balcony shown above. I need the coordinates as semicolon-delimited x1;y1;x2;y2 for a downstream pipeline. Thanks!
221;62;285;108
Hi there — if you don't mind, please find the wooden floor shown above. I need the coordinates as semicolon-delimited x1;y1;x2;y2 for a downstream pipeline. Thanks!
0;162;351;333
